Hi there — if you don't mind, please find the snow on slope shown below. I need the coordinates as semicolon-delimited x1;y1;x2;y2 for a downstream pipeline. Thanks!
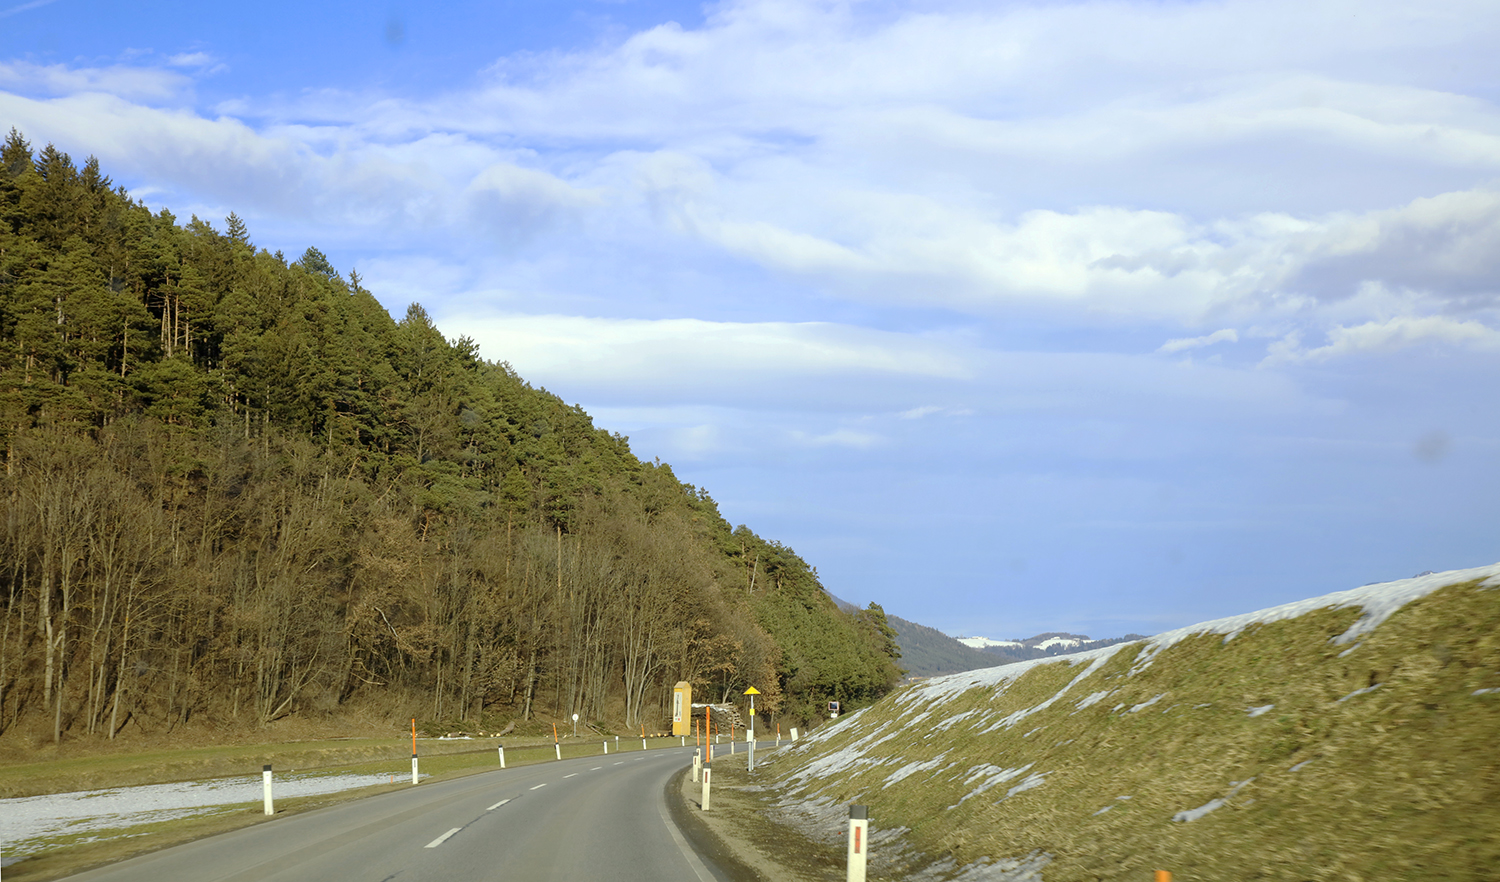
786;562;1500;797
908;563;1500;709
956;637;1023;649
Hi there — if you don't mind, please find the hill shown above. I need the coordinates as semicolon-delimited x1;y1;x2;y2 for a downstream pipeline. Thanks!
0;130;902;747
759;564;1500;881
886;614;1001;678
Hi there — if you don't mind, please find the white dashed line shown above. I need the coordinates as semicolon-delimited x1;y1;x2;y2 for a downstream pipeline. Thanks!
424;828;462;849
486;799;510;811
613;762;624;766
564;773;578;779
530;783;547;790
590;767;602;771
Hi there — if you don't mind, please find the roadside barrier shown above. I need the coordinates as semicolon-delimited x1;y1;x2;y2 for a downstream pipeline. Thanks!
847;805;868;882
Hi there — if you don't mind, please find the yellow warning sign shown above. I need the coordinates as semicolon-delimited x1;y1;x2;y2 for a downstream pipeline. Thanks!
743;686;760;695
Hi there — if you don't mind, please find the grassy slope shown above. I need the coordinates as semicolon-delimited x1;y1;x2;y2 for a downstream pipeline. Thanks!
760;568;1500;881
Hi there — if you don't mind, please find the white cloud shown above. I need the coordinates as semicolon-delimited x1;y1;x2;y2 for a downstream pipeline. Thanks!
1264;315;1500;364
1158;329;1239;354
448;313;973;389
0;61;187;102
788;428;883;450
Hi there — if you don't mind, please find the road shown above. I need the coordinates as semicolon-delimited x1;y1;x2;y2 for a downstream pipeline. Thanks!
64;746;723;882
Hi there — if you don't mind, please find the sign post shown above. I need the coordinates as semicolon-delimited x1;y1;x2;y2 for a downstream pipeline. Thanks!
744;686;760;771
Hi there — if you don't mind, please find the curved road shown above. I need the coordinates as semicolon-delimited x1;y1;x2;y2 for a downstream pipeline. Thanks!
65;747;722;882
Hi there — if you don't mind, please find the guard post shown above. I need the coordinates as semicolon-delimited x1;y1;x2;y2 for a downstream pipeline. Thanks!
847;804;868;882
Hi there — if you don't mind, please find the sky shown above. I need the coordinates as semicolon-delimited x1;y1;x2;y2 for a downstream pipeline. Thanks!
3;0;1498;640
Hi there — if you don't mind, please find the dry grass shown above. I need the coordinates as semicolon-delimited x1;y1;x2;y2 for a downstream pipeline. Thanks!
760;581;1500;881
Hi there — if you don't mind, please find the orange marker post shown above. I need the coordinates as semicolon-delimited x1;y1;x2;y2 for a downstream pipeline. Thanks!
706;706;713;762
1155;873;1172;882
411;719;419;784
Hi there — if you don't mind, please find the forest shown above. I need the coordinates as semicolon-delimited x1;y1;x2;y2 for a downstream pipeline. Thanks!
0;128;903;745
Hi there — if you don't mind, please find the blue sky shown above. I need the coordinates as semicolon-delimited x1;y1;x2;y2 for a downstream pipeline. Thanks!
4;0;1498;639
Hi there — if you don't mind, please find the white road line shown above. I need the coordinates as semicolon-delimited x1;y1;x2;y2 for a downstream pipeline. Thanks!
657;785;714;882
487;799;510;811
424;828;462;849
530;783;547;790
590;767;602;771
613;762;624;766
564;773;578;778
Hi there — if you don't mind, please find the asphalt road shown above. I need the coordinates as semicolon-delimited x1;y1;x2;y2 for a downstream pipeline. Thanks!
65;747;724;882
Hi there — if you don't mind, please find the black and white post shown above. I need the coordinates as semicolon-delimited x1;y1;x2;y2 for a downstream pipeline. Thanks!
847;804;869;882
701;763;712;811
262;764;274;816
498;745;506;768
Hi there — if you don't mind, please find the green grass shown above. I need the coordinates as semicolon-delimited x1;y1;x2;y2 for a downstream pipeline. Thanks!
762;579;1500;881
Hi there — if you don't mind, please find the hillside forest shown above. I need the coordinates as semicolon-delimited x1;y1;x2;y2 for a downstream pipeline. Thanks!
0;130;904;745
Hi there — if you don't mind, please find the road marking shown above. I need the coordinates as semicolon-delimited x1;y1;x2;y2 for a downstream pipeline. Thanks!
658;785;715;882
613;762;624;766
424;828;462;849
590;767;602;771
530;783;547;790
487;799;510;811
564;773;578;778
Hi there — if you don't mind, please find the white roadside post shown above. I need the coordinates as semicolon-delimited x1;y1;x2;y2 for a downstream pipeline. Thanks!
262;765;274;816
791;727;799;741
498;745;506;768
847;805;869;882
692;748;701;782
604;740;609;754
744;686;759;773
701;763;712;811
411;718;419;785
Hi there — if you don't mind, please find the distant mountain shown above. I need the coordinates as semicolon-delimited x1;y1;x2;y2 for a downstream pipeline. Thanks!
887;614;1003;677
894;619;1151;676
962;631;1150;662
831;590;1145;677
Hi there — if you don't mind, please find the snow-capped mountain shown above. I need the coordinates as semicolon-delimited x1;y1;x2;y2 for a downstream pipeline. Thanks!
955;636;1024;649
952;631;1148;662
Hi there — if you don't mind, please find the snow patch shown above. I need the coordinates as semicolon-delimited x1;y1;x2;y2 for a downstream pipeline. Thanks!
0;772;398;863
1074;690;1113;710
1246;704;1275;717
1337;684;1381;702
1126;694;1165;713
956;637;1024;649
884;753;950;787
1172;778;1254;823
953;764;1033;805
1130;564;1500;675
1472;688;1500;696
1001;772;1047;801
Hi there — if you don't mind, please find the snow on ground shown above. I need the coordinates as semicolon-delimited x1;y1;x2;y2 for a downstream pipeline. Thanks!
1127;563;1500;675
1034;637;1082;651
0;771;404;865
780;563;1500;819
1172;778;1254;823
957;637;1024;649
